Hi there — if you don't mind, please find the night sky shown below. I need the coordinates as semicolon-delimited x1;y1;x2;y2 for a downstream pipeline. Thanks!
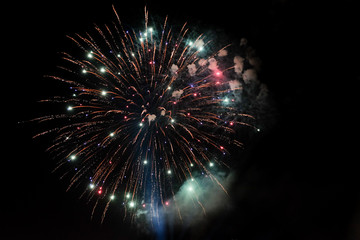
7;0;359;239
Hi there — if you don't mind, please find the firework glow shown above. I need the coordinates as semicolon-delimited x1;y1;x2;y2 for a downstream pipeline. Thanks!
32;6;265;227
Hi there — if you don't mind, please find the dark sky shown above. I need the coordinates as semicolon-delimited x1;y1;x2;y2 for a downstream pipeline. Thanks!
7;0;359;239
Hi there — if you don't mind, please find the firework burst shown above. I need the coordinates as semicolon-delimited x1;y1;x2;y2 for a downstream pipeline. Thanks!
33;6;256;224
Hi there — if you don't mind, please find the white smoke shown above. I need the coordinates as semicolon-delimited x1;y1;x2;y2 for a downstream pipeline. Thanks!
147;114;156;124
170;64;179;75
193;39;204;49
172;89;184;100
229;80;242;91
208;58;218;71
243;69;258;84
217;49;228;57
163;171;236;226
234;56;244;75
187;63;197;76
135;171;237;236
198;58;208;67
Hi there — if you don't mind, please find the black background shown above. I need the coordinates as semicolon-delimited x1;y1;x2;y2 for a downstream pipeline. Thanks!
7;0;359;239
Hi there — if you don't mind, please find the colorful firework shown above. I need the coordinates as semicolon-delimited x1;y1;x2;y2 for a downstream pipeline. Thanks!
33;6;256;223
